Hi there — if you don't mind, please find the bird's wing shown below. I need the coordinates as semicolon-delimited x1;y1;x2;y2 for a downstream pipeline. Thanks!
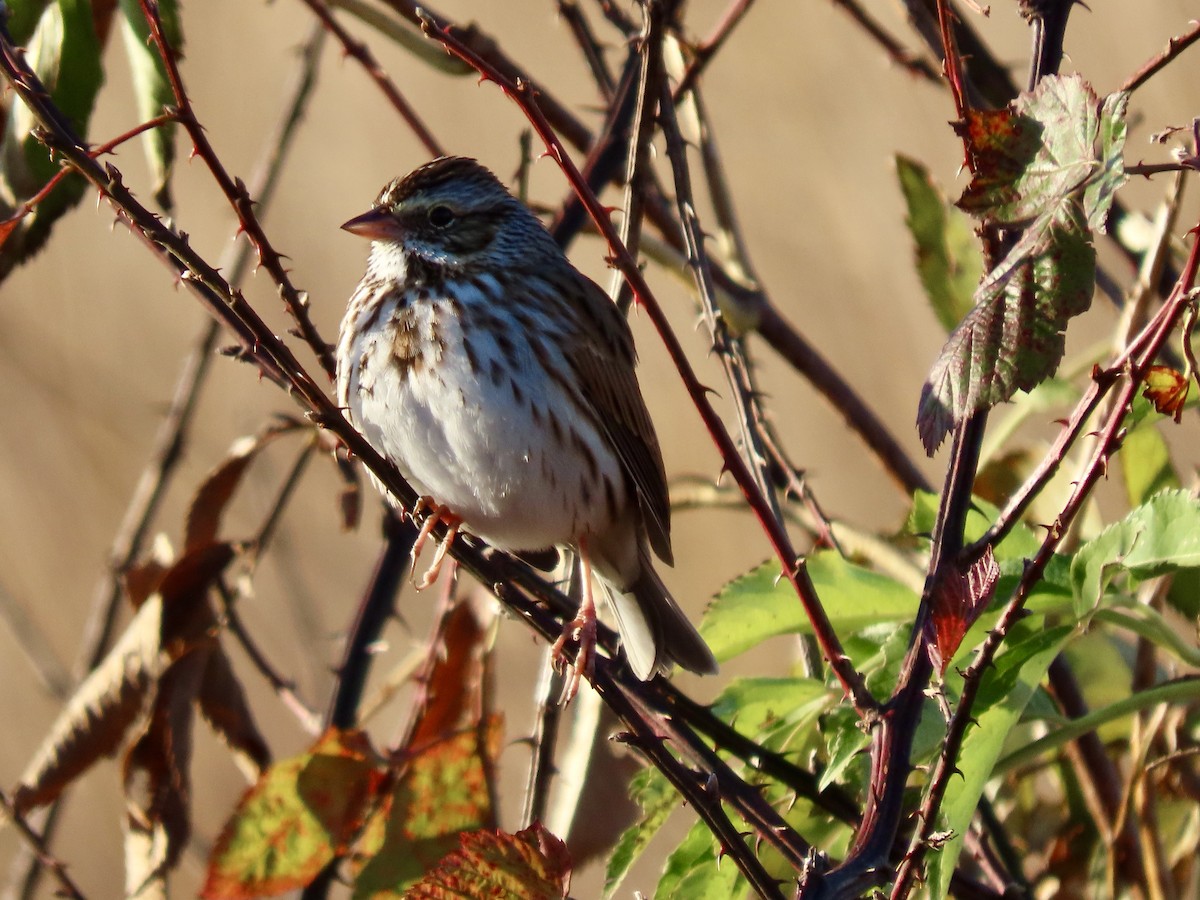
565;273;673;565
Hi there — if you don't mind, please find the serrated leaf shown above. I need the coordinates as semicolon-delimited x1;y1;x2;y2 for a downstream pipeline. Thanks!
351;719;502;897
919;75;1127;452
700;552;919;662
896;154;983;331
958;75;1111;226
202;729;387;899
405;823;571;900
926;620;1074;898
12;542;233;814
1070;489;1200;615
604;768;676;899
117;0;181;209
0;0;103;280
924;548;1000;675
917;199;1095;453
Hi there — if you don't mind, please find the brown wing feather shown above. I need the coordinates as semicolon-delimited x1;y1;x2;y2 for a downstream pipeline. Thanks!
564;273;674;565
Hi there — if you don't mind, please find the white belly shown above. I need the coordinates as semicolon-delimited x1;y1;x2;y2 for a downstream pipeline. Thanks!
338;290;624;553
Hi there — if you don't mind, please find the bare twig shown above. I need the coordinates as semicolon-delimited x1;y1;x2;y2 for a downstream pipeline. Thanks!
1120;18;1200;94
829;0;941;82
0;791;87;900
298;0;444;156
671;0;757;99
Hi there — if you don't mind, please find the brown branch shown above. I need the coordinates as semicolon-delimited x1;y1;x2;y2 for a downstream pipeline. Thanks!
0;791;87;900
298;0;444;156
671;0;757;99
138;0;339;380
1120;17;1200;95
829;0;941;82
418;10;875;713
376;0;595;151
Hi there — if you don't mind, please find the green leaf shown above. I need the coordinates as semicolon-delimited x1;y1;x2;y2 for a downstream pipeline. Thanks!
604;769;676;899
917;198;1095;454
1120;419;1179;507
895;154;982;331
925;620;1074;899
700;553;918;662
1083;90;1130;232
117;0;181;209
655;817;741;899
0;0;104;280
405;824;571;900
352;719;501;897
1070;490;1200;615
202;729;386;899
918;75;1129;453
709;677;834;740
957;75;1115;227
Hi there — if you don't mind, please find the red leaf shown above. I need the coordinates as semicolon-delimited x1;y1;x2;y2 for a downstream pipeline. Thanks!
1143;365;1189;422
405;823;572;900
924;547;1000;675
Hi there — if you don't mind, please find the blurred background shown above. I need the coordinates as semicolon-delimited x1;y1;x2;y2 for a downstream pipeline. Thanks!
1;1;1197;895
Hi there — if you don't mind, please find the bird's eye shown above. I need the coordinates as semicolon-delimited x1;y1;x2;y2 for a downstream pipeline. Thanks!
428;205;455;228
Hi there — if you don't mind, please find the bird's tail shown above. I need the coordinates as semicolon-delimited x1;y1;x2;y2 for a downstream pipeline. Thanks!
605;560;718;681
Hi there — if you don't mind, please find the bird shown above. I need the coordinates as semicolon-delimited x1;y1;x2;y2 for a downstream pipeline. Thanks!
335;156;716;698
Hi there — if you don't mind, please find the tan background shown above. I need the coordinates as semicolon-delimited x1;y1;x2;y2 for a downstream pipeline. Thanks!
1;1;1197;895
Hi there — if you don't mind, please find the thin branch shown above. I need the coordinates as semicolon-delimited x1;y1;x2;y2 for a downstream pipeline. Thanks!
520;651;569;828
417;10;875;712
328;512;417;729
298;0;444;156
829;0;941;82
557;0;616;99
671;0;757;99
218;579;323;735
0;791;87;900
377;0;595;151
612;0;669;314
138;0;338;379
1120;17;1200;95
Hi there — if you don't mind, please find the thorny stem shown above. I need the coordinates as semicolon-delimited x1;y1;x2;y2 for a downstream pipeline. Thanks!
0;27;799;888
1120;17;1200;95
418;11;876;713
7;23;329;900
298;0;444;157
828;0;941;82
657;84;787;532
670;0;757;100
611;0;669;315
0;791;87;900
138;0;339;380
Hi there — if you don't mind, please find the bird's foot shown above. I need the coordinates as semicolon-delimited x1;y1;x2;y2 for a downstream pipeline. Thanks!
409;498;461;589
551;610;597;704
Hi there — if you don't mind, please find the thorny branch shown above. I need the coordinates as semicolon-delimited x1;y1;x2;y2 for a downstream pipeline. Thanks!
417;10;876;714
0;19;807;894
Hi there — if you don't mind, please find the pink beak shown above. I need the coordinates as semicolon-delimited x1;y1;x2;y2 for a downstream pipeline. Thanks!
341;208;402;241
